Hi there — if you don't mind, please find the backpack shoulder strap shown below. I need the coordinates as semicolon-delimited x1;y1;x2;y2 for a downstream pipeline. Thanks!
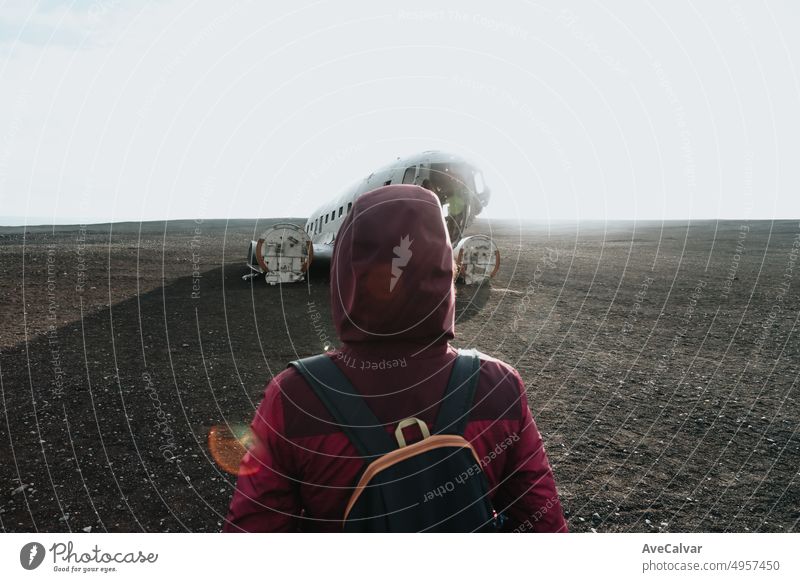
434;349;481;436
289;354;395;460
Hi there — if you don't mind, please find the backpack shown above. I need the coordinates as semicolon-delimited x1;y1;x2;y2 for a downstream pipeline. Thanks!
289;349;498;532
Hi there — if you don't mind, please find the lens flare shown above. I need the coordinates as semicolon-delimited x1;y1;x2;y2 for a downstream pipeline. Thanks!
208;423;258;476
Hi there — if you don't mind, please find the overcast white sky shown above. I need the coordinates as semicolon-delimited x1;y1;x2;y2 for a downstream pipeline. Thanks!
0;0;798;224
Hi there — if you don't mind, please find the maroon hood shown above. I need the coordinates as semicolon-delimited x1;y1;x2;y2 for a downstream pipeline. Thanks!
330;185;455;346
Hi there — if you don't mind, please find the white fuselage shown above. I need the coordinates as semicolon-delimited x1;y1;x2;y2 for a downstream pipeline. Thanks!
302;150;489;249
244;150;497;284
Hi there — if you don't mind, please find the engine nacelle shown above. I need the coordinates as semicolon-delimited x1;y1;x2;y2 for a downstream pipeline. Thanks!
244;223;313;285
454;235;500;285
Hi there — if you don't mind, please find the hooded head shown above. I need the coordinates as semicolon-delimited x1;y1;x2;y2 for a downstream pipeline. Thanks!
331;185;455;346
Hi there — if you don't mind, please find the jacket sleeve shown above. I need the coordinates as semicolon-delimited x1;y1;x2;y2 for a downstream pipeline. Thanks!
222;378;301;532
493;375;568;533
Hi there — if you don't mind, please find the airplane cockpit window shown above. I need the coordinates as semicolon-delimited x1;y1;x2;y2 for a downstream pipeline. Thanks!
339;206;343;217
325;214;329;224
402;166;416;184
473;171;485;194
428;163;474;244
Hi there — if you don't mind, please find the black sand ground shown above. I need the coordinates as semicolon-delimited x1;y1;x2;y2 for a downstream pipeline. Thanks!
0;218;798;532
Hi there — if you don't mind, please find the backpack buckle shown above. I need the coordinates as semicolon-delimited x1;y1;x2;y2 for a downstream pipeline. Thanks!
394;417;430;447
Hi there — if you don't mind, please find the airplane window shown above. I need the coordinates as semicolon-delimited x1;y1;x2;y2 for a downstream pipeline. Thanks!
347;202;352;213
474;171;485;194
339;206;343;217
402;166;416;184
325;215;328;224
330;211;335;221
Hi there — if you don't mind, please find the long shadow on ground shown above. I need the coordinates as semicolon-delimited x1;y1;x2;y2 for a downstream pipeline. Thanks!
0;264;334;532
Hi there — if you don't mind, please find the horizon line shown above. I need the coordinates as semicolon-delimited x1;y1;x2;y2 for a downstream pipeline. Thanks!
1;216;799;229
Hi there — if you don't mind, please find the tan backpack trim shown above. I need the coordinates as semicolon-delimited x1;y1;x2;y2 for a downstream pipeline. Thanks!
342;434;481;525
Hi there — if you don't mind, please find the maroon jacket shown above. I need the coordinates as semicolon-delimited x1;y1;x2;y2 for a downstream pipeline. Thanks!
223;185;567;532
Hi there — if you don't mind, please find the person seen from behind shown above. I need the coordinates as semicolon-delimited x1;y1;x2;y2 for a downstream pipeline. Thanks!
223;184;567;532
